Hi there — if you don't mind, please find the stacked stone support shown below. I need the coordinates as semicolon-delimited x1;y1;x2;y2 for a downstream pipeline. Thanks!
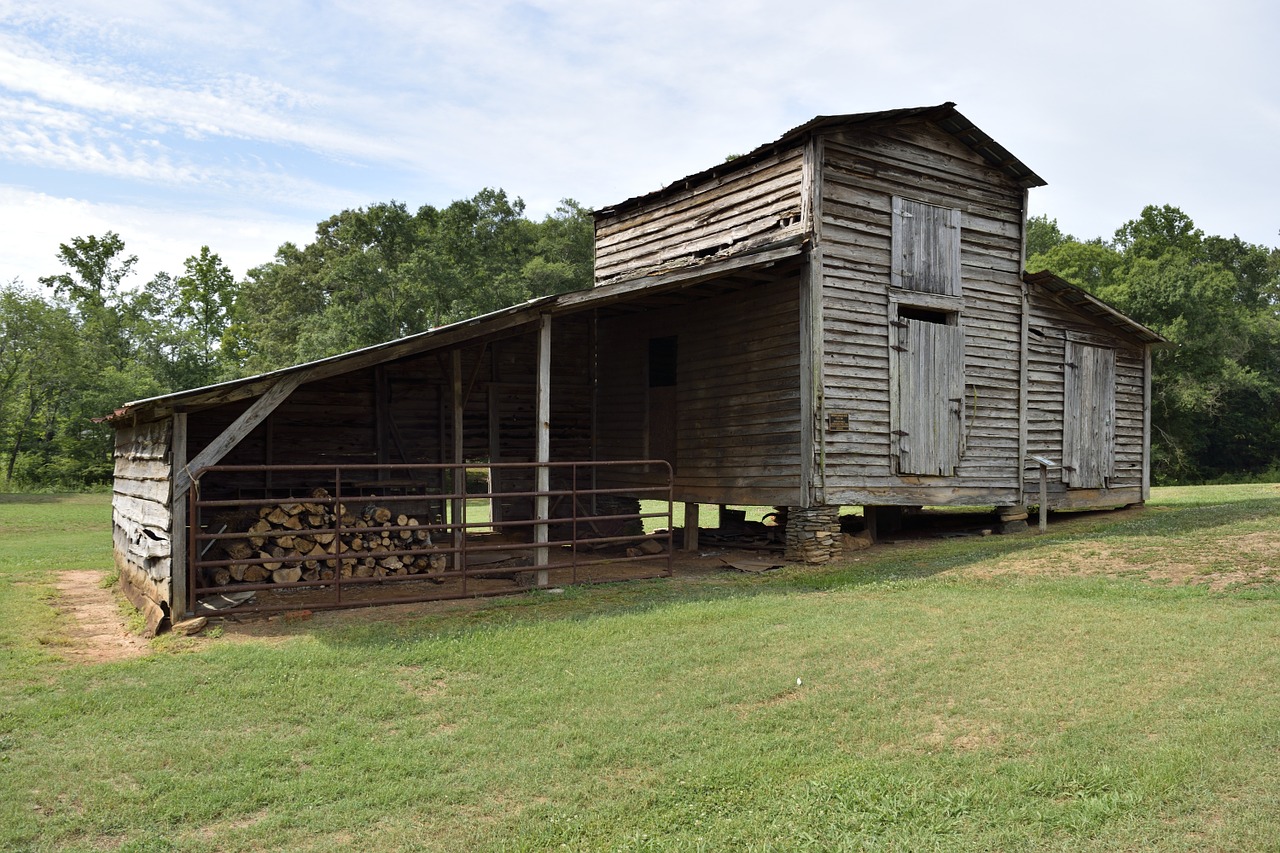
784;505;843;564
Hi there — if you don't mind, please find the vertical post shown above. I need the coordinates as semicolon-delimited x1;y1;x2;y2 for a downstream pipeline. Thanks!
799;136;826;507
534;315;552;586
170;412;188;618
1038;463;1048;534
452;351;464;573
375;365;390;481
683;502;700;552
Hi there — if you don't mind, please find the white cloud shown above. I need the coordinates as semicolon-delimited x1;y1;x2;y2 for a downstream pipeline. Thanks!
0;186;317;289
1;0;1276;303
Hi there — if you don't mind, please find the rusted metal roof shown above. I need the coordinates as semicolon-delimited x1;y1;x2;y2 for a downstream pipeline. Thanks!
1024;270;1169;346
596;102;1046;219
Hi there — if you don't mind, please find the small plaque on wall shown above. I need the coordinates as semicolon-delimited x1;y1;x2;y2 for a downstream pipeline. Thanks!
827;412;850;432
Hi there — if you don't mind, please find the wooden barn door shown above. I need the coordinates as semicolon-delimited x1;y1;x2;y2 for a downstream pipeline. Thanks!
895;318;965;476
1062;342;1115;488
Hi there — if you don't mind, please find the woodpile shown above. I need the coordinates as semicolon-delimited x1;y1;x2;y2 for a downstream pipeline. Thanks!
208;488;447;587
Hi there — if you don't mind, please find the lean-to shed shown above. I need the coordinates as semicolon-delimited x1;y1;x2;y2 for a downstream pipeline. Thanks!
109;102;1164;630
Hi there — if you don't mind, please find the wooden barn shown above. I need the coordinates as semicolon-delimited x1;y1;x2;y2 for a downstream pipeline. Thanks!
108;102;1164;631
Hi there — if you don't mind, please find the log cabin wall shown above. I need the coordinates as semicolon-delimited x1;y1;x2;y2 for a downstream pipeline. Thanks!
111;418;174;629
1023;284;1147;508
594;276;804;506
816;121;1027;506
594;148;806;285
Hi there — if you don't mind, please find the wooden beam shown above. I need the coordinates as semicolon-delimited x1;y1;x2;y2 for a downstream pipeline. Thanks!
175;370;310;500
375;365;390;478
452;350;464;572
169;412;188;617
1018;188;1031;507
799;136;825;508
534;314;551;585
683;502;700;552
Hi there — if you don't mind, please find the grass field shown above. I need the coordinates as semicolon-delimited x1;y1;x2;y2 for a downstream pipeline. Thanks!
1;487;1278;851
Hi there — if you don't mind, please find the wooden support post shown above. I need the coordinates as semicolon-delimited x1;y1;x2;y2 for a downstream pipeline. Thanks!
170;412;188;618
452;351;464;573
375;365;390;480
717;503;729;528
534;315;551;586
683;502;700;552
1028;455;1053;534
1039;465;1048;534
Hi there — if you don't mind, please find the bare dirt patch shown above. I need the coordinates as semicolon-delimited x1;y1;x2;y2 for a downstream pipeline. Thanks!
52;570;150;663
967;528;1280;590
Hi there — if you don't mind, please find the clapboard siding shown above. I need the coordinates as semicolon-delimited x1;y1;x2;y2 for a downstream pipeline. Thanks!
595;277;803;504
595;149;806;284
1023;284;1147;506
819;122;1026;505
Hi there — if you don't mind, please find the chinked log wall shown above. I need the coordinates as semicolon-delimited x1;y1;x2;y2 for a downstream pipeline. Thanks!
818;122;1026;506
112;418;173;635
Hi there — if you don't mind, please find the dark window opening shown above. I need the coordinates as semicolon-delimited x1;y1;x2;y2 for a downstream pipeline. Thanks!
898;305;954;325
649;336;677;387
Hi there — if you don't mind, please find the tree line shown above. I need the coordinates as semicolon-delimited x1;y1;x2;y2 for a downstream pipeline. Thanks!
0;190;592;488
1;195;1276;490
1027;206;1280;484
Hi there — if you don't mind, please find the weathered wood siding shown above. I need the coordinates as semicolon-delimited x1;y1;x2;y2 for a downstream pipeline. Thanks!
818;122;1026;505
594;149;806;285
112;419;173;612
1024;286;1146;507
595;278;803;505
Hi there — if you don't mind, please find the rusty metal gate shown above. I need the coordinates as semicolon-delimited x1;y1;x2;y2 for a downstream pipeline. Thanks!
186;460;673;616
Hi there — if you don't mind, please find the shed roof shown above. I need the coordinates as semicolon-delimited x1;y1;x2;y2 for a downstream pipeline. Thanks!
1024;270;1169;346
596;102;1046;219
105;237;808;424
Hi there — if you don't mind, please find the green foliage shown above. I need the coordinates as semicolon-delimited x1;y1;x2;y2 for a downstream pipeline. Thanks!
6;193;594;489
1029;204;1280;484
226;191;594;372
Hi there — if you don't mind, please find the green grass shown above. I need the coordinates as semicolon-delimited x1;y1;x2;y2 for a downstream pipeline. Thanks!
0;494;115;673
1;487;1278;850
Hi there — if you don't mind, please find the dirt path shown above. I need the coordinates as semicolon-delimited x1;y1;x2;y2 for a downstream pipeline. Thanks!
53;570;150;663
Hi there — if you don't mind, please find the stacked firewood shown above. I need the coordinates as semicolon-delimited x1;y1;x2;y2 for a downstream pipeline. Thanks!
210;488;447;586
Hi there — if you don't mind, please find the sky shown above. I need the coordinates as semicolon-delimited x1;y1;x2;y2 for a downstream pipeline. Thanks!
2;0;1277;291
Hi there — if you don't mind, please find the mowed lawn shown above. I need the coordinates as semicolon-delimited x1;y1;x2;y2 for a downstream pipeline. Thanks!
1;488;1278;851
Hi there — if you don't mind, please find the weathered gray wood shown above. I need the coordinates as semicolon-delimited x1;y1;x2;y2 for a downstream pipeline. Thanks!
595;149;804;283
534;314;551;582
170;412;188;617
891;197;961;296
113;492;172;531
683;502;700;552
1062;342;1116;488
896;319;964;476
